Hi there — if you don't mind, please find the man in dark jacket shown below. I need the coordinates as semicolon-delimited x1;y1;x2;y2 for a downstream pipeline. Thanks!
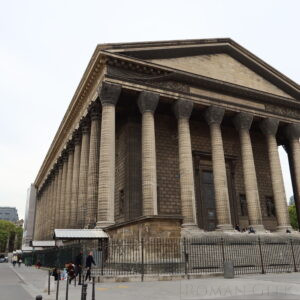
75;252;83;285
85;251;96;281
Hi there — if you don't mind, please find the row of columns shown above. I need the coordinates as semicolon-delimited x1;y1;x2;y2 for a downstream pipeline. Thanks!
34;83;300;240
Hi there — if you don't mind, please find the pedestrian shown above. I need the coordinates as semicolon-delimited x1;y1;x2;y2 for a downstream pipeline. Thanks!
36;260;42;269
52;267;60;281
234;224;240;232
18;257;22;267
85;251;96;282
12;255;18;267
75;251;83;285
67;262;76;284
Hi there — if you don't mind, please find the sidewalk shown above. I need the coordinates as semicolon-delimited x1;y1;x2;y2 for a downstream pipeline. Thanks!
10;264;300;299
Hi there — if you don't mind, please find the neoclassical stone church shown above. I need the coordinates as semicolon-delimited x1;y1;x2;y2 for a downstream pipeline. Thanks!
33;38;300;241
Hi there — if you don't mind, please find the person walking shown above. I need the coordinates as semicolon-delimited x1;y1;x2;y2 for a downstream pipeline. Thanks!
17;257;22;267
85;251;96;282
12;254;18;267
75;251;83;285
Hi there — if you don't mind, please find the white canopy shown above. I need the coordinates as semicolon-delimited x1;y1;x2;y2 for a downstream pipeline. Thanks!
32;240;56;247
53;229;108;240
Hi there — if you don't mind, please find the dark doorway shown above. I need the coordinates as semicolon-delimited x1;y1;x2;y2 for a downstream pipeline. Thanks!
194;153;237;231
200;170;217;231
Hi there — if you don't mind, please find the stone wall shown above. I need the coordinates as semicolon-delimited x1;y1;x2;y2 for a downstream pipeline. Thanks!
107;216;182;240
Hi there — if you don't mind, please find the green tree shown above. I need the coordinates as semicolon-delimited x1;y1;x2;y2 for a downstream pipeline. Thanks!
0;220;23;252
288;204;299;230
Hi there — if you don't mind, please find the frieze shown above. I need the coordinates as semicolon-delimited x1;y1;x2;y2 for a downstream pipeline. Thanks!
265;104;300;120
107;65;189;93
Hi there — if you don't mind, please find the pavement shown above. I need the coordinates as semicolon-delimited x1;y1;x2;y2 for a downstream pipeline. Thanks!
3;263;300;299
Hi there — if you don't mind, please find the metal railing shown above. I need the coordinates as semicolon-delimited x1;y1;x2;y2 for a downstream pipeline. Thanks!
23;236;300;279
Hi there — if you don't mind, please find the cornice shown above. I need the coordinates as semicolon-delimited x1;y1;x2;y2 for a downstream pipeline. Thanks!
34;50;107;188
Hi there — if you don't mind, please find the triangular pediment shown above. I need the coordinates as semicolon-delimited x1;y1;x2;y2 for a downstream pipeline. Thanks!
101;39;299;100
148;53;292;98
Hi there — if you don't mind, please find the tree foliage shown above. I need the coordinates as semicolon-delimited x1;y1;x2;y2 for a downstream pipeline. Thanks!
288;204;299;230
0;220;23;253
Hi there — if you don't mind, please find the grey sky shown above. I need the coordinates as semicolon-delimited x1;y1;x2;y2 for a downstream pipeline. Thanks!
0;0;299;219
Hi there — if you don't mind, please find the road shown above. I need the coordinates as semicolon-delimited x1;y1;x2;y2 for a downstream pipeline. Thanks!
0;263;32;300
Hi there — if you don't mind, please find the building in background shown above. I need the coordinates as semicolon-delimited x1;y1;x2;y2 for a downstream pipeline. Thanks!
0;207;19;223
22;184;37;248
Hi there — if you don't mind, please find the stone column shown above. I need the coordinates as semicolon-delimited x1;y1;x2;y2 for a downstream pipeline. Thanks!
35;192;41;240
260;118;291;231
138;91;159;216
86;102;100;228
204;106;232;231
59;151;68;228
96;82;121;228
234;113;264;231
173;99;198;230
77;119;90;228
50;168;59;236
54;158;63;229
64;143;74;228
70;130;81;228
42;180;50;239
285;124;300;227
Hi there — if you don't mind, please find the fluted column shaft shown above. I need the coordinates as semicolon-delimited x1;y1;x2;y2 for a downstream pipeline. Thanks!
64;145;74;228
260;118;291;231
70;132;81;228
286;124;300;228
138;91;159;216
97;83;121;228
205;106;232;230
50;170;59;236
50;165;59;233
42;182;50;238
86;103;100;228
234;113;263;230
77;121;90;227
59;153;68;228
173;99;197;227
54;162;63;228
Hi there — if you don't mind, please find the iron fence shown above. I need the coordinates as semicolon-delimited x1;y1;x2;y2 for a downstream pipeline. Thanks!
23;236;300;279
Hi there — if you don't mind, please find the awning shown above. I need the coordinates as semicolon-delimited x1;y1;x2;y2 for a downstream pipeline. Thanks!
53;229;108;240
32;240;56;247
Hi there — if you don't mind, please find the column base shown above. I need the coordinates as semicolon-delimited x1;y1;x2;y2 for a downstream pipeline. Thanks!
276;225;293;233
95;221;115;229
216;224;234;232
181;223;204;237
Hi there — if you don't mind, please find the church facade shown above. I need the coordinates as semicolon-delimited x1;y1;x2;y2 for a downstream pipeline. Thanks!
33;39;300;241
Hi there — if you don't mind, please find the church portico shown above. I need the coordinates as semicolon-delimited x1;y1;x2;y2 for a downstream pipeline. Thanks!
32;39;300;241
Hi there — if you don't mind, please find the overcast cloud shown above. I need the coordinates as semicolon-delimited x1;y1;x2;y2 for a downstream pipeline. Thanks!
0;0;299;219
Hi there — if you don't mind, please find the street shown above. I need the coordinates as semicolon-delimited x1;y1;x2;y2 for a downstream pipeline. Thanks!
2;262;300;299
0;263;32;300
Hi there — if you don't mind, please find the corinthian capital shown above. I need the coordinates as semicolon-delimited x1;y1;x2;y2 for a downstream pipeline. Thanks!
137;91;159;114
233;112;253;131
285;123;300;140
173;99;193;120
204;105;225;125
260;118;279;136
98;82;122;106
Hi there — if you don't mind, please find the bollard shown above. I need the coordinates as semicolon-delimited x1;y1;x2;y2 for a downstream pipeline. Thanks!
65;275;69;300
224;261;234;279
92;277;95;300
55;275;60;300
36;296;43;300
48;270;51;295
81;283;88;300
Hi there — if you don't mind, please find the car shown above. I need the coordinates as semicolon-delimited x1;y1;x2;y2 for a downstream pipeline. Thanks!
0;258;5;263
